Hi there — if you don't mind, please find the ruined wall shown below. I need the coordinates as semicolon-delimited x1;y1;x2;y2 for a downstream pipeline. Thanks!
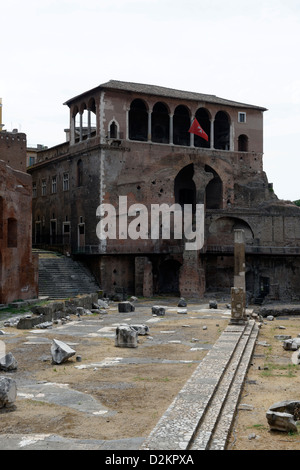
0;131;27;171
0;160;38;304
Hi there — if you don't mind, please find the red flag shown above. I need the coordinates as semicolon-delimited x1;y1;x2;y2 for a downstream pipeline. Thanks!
188;118;209;141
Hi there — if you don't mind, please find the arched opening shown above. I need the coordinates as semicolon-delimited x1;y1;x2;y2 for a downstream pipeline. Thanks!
158;259;181;294
214;111;230;150
129;99;148;141
194;108;210;148
173;105;190;146
238;134;249;152
151;102;169;143
7;218;17;248
205;165;223;209
88;97;97;136
77;159;83;187
208;216;254;245
109;121;118;139
174;164;196;212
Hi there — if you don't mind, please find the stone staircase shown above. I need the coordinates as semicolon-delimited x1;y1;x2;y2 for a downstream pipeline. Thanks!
35;249;100;300
141;319;259;451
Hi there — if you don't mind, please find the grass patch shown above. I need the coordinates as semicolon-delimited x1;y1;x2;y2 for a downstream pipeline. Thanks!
261;363;299;378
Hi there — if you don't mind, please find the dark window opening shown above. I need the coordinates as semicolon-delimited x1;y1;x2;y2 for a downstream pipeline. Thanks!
129;99;148;141
109;121;117;139
151;102;169;143
7;218;17;247
214;111;230;150
194;108;210;148
35;221;41;244
173;105;190;146
50;220;57;244
174;164;196;212
77;159;83;187
238;134;249;152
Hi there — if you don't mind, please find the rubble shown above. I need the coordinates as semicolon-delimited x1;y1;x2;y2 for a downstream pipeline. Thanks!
115;325;138;348
0;376;17;408
151;306;166;316
266;400;300;433
51;339;76;364
118;301;135;313
0;352;18;371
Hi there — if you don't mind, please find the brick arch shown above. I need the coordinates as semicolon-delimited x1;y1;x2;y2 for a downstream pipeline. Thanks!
208;216;254;245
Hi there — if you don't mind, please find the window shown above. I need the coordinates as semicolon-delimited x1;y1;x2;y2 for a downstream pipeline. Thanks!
42;179;46;196
238;112;246;123
32;182;37;198
109;121;117;139
63;223;70;233
28;156;36;166
63;173;69;191
51;176;57;194
77;160;83;186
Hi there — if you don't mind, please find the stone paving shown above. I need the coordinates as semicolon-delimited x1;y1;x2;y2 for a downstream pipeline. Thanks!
0;299;259;451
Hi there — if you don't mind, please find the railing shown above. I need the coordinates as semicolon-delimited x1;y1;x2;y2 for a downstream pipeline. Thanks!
205;245;300;255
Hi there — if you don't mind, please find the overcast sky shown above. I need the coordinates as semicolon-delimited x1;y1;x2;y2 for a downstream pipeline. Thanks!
1;0;300;200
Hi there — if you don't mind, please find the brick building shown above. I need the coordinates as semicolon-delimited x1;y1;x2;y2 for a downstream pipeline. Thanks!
0;122;38;304
0;159;38;304
28;80;300;302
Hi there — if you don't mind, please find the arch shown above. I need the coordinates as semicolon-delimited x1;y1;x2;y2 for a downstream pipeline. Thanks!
129;99;148;141
208;216;254;245
214;111;230;150
194;108;211;148
173;105;191;146
151;102;169;143
109;120;118;139
158;259;181;294
174;164;196;212
87;97;96;113
77;159;83;187
238;134;249;152
205;165;223;209
87;97;97;134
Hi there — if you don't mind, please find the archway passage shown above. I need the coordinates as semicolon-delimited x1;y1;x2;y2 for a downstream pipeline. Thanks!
205;165;223;209
129;99;148;141
151;102;169;143
174;164;196;212
214;111;230;150
158;259;181;294
194;108;210;148
173;105;190;146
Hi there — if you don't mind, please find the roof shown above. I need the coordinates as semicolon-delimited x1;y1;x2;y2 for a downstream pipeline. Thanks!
64;80;267;111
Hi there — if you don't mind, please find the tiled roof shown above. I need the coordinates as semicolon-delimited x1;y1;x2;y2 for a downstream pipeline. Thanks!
65;80;267;111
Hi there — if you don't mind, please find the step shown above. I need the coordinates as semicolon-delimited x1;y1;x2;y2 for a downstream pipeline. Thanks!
208;322;259;450
189;321;258;450
141;321;252;451
36;251;99;300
